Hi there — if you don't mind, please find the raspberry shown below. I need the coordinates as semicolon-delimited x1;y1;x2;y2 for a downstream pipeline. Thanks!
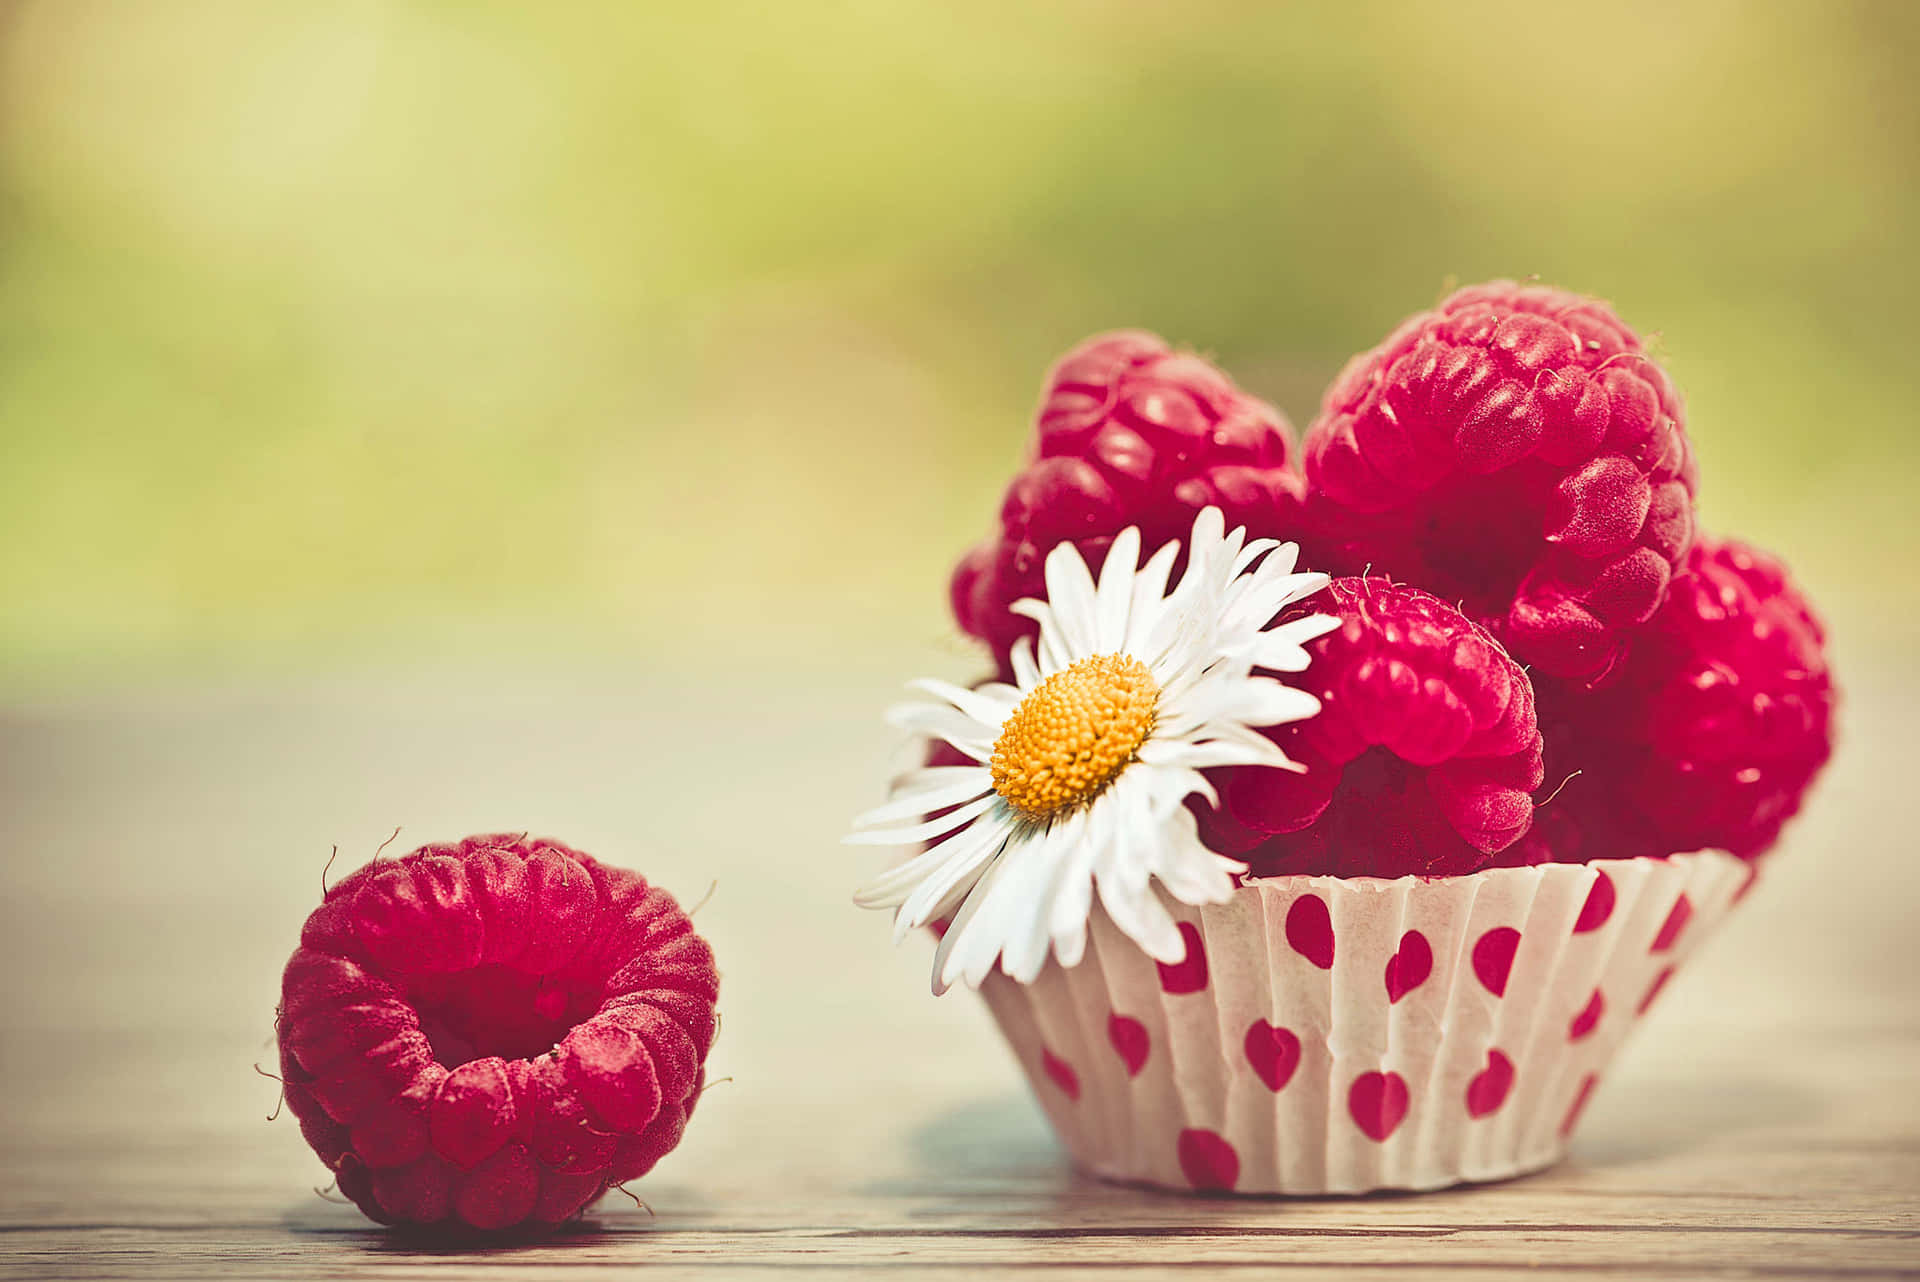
1196;578;1545;878
1533;537;1835;861
952;331;1306;662
277;834;719;1235
1302;281;1698;681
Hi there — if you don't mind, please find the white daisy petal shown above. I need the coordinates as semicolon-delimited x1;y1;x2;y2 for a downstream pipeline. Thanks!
851;858;936;907
931;854;1005;996
995;835;1073;983
852;811;1012;908
907;677;1018;727
962;809;1092;986
1012;597;1073;676
1148;805;1245;904
1250;540;1300;578
1248;639;1315;674
1229;537;1283;579
1010;636;1041;689
1095;872;1184;963
885;763;994;792
1041;539;1100;659
1051;909;1090;971
843;793;996;846
1093;526;1141;653
1123;539;1180;656
1274;571;1333;602
1218;572;1330;643
1187;721;1310;772
1152;762;1218;811
947;834;1064;990
1008;596;1049;628
1187;505;1228;568
1136;735;1290;772
1096;772;1163;897
1043;806;1100;966
1272;611;1343;643
972;680;1025;706
1161;673;1321;738
884;703;995;759
918;876;984;930
893;819;1016;939
1217;680;1324;730
851;768;992;828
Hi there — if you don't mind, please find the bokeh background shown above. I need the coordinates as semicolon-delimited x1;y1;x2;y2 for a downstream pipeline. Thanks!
1;0;1915;694
3;3;1918;1264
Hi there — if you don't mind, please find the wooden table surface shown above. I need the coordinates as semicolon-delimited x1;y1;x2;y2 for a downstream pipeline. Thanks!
1;658;1914;1280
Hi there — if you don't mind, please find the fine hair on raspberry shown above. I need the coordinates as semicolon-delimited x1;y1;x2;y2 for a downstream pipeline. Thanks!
277;833;719;1235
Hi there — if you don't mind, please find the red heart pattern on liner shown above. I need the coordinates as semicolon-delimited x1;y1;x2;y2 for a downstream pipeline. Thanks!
1383;930;1432;1003
1574;871;1617;933
1472;927;1522;996
1107;1015;1150;1077
1041;1048;1080;1101
1638;965;1676;1015
1285;894;1336;970
1349;1071;1411;1142
1651;895;1692;953
1243;1022;1303;1093
1569;989;1605;1041
1466;1050;1516;1118
1177;1129;1240;1192
1155;922;1210;994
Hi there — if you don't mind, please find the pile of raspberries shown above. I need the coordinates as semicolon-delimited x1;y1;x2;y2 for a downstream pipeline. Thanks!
951;281;1835;878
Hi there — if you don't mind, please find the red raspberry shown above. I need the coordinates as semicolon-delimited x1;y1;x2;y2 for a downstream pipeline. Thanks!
1302;281;1698;681
951;331;1306;662
277;834;718;1235
1196;578;1545;878
1534;537;1835;861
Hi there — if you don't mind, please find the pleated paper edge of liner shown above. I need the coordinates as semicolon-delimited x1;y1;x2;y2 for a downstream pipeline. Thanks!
978;849;1750;1195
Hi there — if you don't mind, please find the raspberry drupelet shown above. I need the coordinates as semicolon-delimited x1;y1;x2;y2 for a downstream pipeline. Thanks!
952;330;1306;665
1195;577;1545;878
277;834;719;1235
1302;281;1698;682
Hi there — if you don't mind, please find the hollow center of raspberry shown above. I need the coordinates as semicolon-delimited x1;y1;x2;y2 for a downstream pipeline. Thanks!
991;653;1158;820
404;963;601;1068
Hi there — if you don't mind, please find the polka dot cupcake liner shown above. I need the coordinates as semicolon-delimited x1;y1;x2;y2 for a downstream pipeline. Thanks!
977;850;1753;1195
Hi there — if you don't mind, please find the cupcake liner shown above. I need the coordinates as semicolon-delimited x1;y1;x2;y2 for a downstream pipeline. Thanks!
977;850;1752;1195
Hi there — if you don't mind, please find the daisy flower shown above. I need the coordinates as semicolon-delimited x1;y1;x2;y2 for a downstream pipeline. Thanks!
849;507;1337;994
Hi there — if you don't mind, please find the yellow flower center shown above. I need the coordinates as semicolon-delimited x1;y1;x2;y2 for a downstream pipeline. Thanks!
991;654;1159;820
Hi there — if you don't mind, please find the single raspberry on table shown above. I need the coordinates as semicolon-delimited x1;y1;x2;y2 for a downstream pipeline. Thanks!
1302;280;1698;681
1530;536;1835;862
1195;577;1545;878
277;833;718;1235
951;330;1307;664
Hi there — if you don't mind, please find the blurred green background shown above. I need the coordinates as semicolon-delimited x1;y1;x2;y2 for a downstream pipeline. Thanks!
2;0;1913;695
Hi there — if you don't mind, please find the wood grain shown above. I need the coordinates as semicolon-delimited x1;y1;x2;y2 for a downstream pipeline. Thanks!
1;663;1914;1279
